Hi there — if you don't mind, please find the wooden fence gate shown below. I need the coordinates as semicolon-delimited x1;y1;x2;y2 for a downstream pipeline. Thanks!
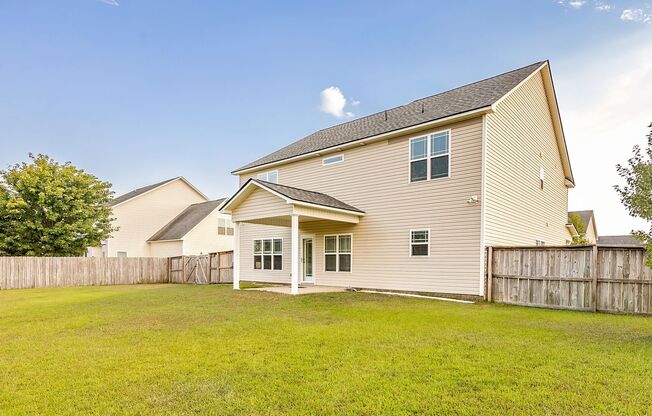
487;245;652;315
168;251;233;284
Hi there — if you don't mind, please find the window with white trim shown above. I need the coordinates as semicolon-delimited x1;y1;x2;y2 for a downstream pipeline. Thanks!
410;130;450;182
322;154;344;165
218;218;234;235
253;238;283;270
410;230;430;256
324;234;352;272
256;170;278;183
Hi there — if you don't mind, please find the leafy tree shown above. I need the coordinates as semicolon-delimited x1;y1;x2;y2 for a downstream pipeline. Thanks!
568;213;589;245
615;122;652;265
0;154;115;256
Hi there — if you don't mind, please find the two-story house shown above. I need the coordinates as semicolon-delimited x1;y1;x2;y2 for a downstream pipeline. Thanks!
221;61;575;297
88;177;234;257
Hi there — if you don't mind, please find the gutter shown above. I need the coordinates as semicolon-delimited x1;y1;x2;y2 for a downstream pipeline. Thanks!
232;106;494;175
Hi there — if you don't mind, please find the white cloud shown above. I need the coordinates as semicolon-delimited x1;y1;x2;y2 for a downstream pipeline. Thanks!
569;0;586;8
350;99;361;107
319;86;356;118
555;31;652;235
594;2;612;11
620;8;652;23
97;0;119;5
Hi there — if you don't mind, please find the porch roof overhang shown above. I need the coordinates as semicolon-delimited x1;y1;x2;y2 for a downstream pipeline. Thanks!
220;179;365;226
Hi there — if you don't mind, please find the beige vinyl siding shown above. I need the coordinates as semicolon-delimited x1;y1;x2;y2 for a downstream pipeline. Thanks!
239;223;291;283
107;179;207;257
585;218;597;244
231;187;292;223
183;210;234;254
484;72;569;246
238;117;484;295
150;240;184;257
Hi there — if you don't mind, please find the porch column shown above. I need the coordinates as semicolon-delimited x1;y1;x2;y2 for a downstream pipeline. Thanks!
233;221;240;290
291;214;299;295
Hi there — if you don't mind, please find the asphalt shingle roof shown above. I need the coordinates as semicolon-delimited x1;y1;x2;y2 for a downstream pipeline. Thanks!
110;177;179;207
597;235;645;247
253;179;364;213
234;61;546;173
568;210;594;228
148;199;227;241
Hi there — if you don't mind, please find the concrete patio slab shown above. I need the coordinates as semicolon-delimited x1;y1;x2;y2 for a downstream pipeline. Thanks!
245;285;347;295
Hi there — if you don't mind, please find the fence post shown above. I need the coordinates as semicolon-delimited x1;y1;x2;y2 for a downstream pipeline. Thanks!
591;245;598;312
217;252;221;283
487;246;493;302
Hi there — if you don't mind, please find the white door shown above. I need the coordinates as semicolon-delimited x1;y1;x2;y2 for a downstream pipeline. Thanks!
301;237;314;283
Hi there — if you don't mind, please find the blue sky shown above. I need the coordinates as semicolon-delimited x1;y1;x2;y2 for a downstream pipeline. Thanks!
1;1;651;234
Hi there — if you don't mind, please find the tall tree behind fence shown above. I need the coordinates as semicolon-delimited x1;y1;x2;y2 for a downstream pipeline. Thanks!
488;246;652;315
0;257;168;290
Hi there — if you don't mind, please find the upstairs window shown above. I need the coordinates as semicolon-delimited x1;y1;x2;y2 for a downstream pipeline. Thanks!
410;230;430;256
256;170;278;183
253;238;283;270
410;130;450;182
218;218;234;235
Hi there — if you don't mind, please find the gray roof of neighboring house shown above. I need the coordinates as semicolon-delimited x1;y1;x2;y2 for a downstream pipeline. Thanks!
597;235;645;247
253;179;364;213
110;177;180;207
568;210;594;227
148;199;227;242
234;61;546;173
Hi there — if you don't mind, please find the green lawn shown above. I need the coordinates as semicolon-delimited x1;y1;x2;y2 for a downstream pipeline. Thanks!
1;285;651;415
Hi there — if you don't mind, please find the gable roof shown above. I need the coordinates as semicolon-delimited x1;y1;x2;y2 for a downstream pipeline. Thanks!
110;177;208;207
568;210;597;237
233;61;548;174
568;210;594;228
148;198;227;242
221;178;364;215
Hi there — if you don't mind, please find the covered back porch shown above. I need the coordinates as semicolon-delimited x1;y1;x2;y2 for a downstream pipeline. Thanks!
220;179;365;294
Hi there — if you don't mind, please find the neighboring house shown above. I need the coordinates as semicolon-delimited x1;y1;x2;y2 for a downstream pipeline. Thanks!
597;235;645;247
567;210;598;244
88;177;233;257
221;61;575;297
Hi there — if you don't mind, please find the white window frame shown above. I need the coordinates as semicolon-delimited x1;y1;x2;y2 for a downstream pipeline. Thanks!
324;234;353;273
535;239;546;246
256;170;279;183
322;154;344;166
218;218;234;236
408;129;451;183
253;238;283;271
116;251;127;258
409;229;430;257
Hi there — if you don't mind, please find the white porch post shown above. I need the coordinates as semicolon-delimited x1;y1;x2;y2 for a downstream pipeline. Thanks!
291;214;299;295
233;221;240;290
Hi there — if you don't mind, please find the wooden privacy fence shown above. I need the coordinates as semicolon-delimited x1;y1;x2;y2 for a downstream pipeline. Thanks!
0;250;234;290
168;251;233;284
488;245;652;315
0;257;168;290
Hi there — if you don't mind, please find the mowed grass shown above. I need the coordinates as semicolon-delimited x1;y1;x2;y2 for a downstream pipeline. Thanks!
1;285;651;415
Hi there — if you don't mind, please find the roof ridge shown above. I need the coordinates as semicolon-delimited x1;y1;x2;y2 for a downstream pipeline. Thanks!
234;61;548;173
188;198;227;207
292;61;546;138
